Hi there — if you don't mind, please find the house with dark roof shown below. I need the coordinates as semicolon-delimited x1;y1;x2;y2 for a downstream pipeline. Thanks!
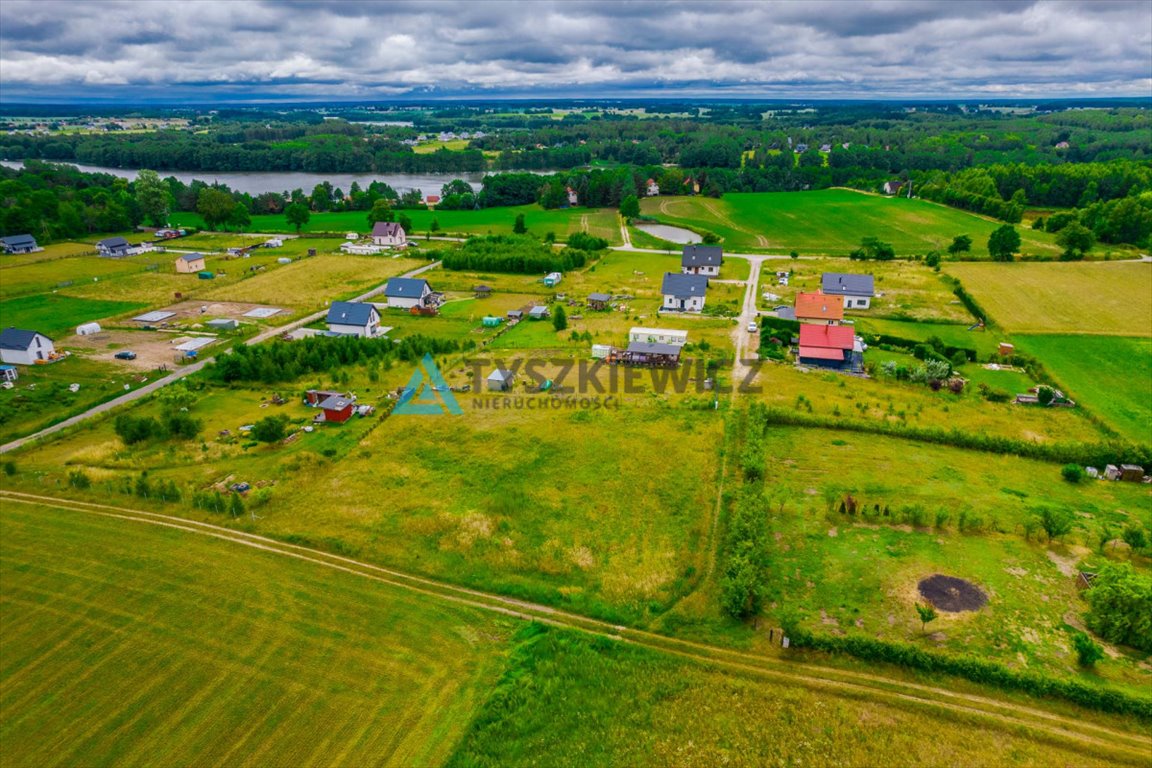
821;272;875;309
797;324;860;371
681;245;723;277
661;272;709;312
882;180;906;196
96;237;131;258
174;253;206;273
0;327;55;365
371;221;407;247
382;277;432;309
614;341;682;368
325;301;381;337
794;292;844;325
315;394;355;423
0;234;39;254
587;292;612;310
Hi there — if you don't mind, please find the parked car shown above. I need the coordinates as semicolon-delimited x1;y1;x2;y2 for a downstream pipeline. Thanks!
114;351;137;360
747;322;759;333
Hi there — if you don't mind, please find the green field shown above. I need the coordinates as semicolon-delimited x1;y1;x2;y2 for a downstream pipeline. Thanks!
947;261;1152;336
447;627;1122;768
642;190;1064;257
0;294;148;338
745;426;1151;690
171;205;623;245
0;502;513;767
1012;334;1152;444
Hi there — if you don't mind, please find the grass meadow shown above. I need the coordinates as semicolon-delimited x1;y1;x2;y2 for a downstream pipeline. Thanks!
446;626;1123;768
1011;334;1152;444
760;257;975;323
642;190;1065;257
0;502;513;768
750;426;1152;692
946;261;1152;336
0;294;148;338
171;205;623;244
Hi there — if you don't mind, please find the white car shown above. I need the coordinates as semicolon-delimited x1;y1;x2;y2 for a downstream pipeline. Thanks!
747;321;759;333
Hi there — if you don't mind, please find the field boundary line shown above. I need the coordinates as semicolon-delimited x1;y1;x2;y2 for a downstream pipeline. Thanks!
3;490;1150;761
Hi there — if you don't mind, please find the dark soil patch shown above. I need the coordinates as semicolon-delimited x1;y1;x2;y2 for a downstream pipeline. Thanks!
918;574;988;613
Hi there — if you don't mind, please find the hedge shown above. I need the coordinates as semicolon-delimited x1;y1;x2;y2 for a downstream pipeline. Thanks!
786;627;1152;719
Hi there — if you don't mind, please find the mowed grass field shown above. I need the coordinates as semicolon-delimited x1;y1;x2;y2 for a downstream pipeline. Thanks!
0;502;514;768
446;627;1122;768
1011;334;1152;444
171;205;623;245
0;294;148;338
947;261;1152;336
643;190;1064;257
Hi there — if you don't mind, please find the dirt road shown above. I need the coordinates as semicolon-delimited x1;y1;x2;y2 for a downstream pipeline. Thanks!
0;260;441;455
3;489;1148;766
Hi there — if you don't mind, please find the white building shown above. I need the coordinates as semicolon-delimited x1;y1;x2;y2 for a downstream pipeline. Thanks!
681;245;723;277
0;328;55;365
325;302;381;337
629;327;688;347
661;273;709;312
382;277;432;309
371;221;407;248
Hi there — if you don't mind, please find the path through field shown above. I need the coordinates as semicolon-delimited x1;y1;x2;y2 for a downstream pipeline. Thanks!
4;490;1148;766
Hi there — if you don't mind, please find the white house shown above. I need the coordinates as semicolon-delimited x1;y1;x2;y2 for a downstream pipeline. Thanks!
325;301;381;337
0;327;55;365
0;234;39;254
629;327;688;347
821;272;876;309
681;245;723;277
341;242;383;255
371;221;407;248
96;236;131;258
661;272;709;312
382;277;432;309
646;178;660;196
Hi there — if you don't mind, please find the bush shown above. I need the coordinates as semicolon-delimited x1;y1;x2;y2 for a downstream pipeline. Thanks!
251;415;290;443
1073;632;1104;667
1061;464;1084;483
67;469;91;489
114;414;162;445
1085;563;1152;653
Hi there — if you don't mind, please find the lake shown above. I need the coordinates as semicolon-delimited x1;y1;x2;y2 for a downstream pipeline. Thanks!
0;161;538;197
633;222;701;244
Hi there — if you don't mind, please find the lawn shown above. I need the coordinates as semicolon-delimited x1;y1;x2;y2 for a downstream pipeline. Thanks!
751;426;1152;691
0;240;95;266
1011;334;1152;444
171;205;623;244
0;294;148;338
446;626;1123;768
0;255;165;300
0;502;513;767
946;261;1152;336
643;190;1064;257
854;317;1003;358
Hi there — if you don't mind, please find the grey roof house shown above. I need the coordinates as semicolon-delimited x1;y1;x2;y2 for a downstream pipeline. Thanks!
0;234;38;254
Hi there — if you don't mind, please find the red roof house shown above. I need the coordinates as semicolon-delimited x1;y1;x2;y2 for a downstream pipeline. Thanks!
794;292;844;324
798;324;857;369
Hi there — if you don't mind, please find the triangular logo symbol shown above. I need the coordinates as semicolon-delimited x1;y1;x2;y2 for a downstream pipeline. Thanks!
394;353;463;416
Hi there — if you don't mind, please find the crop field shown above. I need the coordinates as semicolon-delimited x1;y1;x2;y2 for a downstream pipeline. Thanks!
753;356;1107;444
171;205;623;244
0;294;148;338
760;257;974;322
751;426;1152;690
0;502;513;768
446;627;1122;768
1011;334;1152;444
642;190;1064;257
946;261;1152;336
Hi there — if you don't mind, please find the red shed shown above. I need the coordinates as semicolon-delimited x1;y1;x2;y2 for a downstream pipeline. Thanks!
317;394;354;423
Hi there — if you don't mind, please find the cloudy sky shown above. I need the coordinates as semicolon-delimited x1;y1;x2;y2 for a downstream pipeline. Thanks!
1;0;1150;102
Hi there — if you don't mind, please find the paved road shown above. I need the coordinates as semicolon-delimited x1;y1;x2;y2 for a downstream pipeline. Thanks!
0;260;441;455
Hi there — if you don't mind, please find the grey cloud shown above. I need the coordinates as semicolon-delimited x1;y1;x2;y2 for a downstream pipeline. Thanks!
0;0;1149;101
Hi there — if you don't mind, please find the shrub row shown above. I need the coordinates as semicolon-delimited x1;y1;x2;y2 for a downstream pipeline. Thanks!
786;627;1152;719
756;406;1152;467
